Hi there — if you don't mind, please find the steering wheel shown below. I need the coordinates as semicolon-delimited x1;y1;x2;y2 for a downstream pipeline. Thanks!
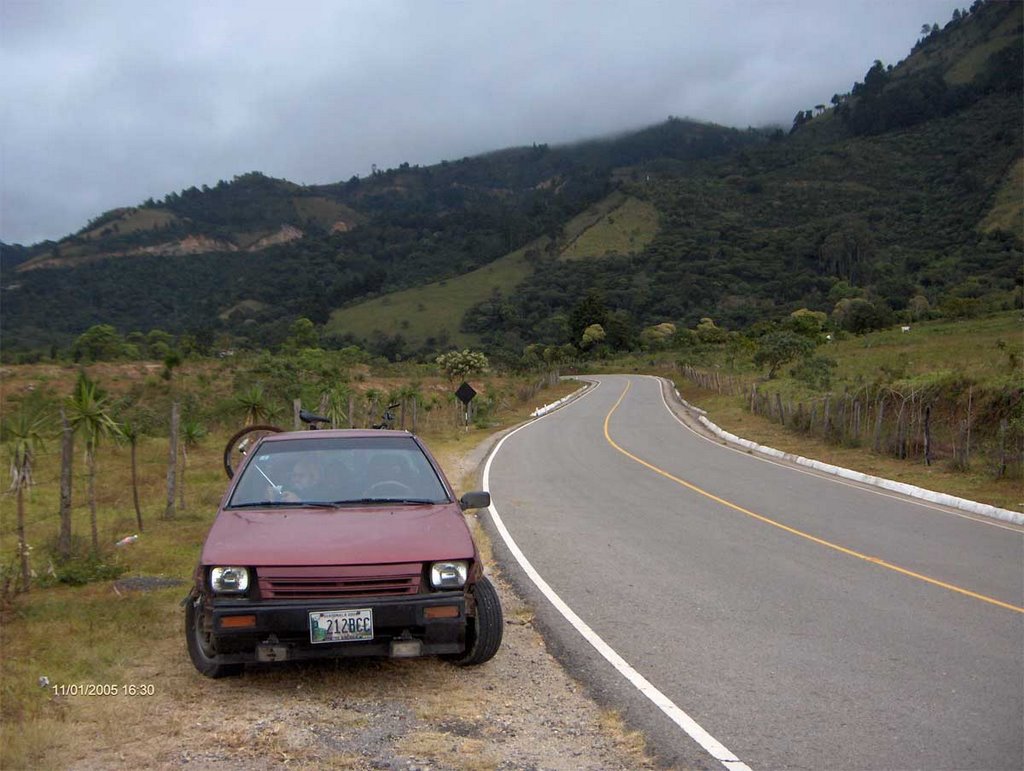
366;480;414;497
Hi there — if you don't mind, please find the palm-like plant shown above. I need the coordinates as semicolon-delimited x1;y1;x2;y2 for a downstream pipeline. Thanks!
324;386;350;429
179;418;206;511
66;373;122;553
2;399;49;592
236;385;271;426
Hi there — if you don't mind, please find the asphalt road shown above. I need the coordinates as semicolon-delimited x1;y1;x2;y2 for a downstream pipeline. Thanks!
485;374;1023;770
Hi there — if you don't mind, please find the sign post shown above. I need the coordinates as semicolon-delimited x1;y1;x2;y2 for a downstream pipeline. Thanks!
455;382;477;429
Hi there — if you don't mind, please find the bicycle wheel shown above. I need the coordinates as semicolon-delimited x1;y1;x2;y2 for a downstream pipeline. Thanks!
223;424;283;479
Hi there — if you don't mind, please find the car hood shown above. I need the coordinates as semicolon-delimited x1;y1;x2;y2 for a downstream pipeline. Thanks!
201;504;475;566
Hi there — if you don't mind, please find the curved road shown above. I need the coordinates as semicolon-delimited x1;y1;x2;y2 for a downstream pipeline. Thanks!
485;375;1023;770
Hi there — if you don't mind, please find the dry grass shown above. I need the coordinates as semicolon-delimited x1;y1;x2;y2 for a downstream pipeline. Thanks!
0;372;598;769
397;731;498;769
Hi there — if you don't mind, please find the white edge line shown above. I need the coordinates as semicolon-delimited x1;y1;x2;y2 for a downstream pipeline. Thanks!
482;397;752;771
650;376;1024;528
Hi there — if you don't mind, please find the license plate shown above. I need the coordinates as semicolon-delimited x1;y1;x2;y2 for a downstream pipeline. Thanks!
309;608;373;643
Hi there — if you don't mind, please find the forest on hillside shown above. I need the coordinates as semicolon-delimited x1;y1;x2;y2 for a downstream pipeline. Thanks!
1;0;1020;362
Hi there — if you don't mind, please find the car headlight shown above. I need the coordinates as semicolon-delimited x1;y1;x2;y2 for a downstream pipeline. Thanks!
210;566;250;594
430;561;468;589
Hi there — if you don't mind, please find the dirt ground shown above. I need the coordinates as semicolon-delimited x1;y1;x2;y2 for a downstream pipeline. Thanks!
44;578;653;771
34;425;657;771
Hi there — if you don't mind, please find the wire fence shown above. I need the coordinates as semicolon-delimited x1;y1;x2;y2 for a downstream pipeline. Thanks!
678;365;1022;478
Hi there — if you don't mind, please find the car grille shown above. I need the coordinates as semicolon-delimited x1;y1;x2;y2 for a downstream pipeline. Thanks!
257;563;422;599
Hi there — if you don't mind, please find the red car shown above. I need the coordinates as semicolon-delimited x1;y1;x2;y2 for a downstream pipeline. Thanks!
185;429;502;677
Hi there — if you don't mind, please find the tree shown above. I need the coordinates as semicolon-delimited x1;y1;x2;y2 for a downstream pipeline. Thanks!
66;372;122;553
604;310;635;351
145;329;175;359
581;323;606;349
435;350;489;381
818;221;876;284
72;324;127;362
696;318;729;344
285;317;319;350
161;350;182;381
908;294;931;321
832;298;894;333
640;322;676;350
3;398;49;591
753;331;815;379
568;290;608;348
785;309;828;340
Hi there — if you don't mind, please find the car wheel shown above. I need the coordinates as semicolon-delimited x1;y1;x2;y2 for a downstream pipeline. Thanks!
185;594;243;678
444;576;503;666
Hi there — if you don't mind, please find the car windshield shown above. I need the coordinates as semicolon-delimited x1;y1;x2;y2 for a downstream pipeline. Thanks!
227;435;450;508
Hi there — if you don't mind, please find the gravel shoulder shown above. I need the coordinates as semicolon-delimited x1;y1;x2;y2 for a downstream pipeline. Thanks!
40;429;656;771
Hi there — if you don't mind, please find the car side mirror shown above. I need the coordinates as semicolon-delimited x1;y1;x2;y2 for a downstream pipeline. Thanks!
459;491;491;511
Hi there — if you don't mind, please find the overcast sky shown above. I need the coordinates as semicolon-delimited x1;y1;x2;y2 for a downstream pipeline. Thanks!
1;0;966;246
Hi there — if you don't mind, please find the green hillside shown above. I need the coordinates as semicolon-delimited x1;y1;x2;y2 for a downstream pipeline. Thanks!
1;0;1019;362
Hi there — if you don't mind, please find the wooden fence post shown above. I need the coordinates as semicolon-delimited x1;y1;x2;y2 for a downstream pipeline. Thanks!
873;396;886;453
923;405;932;467
165;401;180;520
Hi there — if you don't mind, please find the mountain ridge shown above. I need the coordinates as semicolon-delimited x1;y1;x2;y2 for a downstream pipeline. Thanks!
1;0;1020;359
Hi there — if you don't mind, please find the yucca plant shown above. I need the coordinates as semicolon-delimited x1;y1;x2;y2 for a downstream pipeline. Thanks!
2;398;49;591
236;384;272;426
66;372;122;553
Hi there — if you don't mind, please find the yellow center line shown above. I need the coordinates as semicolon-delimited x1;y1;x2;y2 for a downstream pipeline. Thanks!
603;380;1024;615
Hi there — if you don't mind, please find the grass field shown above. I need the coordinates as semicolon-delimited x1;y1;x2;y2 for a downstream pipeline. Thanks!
823;312;1022;390
559;195;659;260
325;239;542;349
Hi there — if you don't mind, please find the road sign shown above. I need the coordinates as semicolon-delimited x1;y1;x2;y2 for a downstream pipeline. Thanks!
455;382;477;405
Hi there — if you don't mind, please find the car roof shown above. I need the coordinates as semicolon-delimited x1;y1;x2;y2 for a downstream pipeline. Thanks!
259;429;415;442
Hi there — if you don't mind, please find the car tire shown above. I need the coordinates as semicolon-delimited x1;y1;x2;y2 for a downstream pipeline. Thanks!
185;594;243;678
444;576;503;666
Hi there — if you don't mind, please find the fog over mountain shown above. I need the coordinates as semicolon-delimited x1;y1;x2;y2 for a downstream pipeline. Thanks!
1;0;964;246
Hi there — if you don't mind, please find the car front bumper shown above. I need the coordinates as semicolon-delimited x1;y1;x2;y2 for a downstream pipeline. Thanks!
205;591;467;663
